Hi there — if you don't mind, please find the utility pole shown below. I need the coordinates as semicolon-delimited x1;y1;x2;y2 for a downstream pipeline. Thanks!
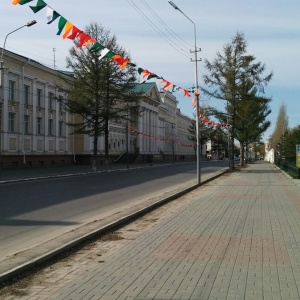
169;1;202;184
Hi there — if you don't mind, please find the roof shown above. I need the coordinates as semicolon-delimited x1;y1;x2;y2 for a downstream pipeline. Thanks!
130;82;157;94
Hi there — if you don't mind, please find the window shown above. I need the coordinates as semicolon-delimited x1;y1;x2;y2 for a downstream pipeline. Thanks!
24;85;30;105
48;119;53;136
37;89;43;107
24;115;30;134
48;92;54;110
37;117;42;135
8;112;15;132
58;95;64;111
59;121;64;137
9;80;15;101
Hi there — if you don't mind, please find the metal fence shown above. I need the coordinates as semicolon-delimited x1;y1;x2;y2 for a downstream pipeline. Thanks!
276;160;300;179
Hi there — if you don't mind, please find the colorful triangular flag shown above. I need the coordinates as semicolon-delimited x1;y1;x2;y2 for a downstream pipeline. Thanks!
30;0;47;13
56;16;67;35
62;21;73;39
67;26;81;40
11;0;21;4
18;0;34;5
89;42;104;53
46;7;60;24
77;32;91;48
98;48;113;61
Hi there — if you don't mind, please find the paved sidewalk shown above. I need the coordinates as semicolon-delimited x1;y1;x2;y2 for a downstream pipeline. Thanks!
2;162;300;300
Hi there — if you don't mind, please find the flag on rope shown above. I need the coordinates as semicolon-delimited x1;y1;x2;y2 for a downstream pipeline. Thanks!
30;0;47;13
12;0;33;5
46;7;60;24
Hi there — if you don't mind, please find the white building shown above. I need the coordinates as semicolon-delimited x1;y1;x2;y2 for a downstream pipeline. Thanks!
0;49;198;168
0;49;72;168
264;136;275;163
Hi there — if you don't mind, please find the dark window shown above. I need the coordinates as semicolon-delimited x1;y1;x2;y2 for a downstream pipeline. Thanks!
37;89;43;107
9;80;15;101
8;112;15;132
48;92;54;110
37;117;42;135
24;85;30;105
24;115;30;133
48;119;53;136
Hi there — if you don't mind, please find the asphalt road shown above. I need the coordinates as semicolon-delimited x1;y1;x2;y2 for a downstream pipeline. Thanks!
0;161;227;266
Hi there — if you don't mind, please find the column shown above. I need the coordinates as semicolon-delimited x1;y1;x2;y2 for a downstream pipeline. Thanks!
146;109;149;153
18;75;23;153
2;69;9;152
32;79;37;152
138;108;143;153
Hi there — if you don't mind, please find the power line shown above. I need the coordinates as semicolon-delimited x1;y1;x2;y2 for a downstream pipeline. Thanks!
6;45;67;70
140;0;193;49
126;0;192;60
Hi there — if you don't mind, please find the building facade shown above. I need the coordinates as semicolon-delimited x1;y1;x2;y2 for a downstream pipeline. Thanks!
0;49;73;168
0;50;200;169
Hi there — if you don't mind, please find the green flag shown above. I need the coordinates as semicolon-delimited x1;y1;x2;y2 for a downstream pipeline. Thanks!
30;0;47;13
56;16;67;35
89;42;105;53
19;0;34;5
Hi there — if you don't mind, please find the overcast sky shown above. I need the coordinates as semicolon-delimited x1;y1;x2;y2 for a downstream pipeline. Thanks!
1;0;299;139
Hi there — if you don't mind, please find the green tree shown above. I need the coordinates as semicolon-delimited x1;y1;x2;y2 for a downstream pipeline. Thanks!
202;32;273;170
210;128;228;159
279;125;300;163
59;22;139;170
234;84;271;165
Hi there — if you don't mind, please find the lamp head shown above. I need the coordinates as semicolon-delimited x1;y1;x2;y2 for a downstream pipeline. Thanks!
26;20;37;27
168;1;179;10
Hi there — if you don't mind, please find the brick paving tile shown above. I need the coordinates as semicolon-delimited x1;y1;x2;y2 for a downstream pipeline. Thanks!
2;162;300;300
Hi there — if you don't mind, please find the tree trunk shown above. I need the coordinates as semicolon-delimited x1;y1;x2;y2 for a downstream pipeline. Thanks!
230;105;236;172
229;127;235;171
92;133;98;172
240;142;245;166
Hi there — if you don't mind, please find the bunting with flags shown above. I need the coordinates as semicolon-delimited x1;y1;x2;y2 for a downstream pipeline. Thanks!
127;126;195;148
9;0;214;103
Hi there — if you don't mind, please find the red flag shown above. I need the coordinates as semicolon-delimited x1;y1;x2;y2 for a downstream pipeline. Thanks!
67;26;81;40
159;79;173;90
77;32;91;48
180;89;191;98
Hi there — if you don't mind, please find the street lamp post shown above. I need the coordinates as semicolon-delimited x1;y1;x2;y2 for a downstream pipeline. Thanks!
0;20;37;179
0;20;37;74
168;1;201;184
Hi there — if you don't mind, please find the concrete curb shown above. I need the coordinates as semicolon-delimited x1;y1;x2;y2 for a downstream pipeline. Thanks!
0;168;228;284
